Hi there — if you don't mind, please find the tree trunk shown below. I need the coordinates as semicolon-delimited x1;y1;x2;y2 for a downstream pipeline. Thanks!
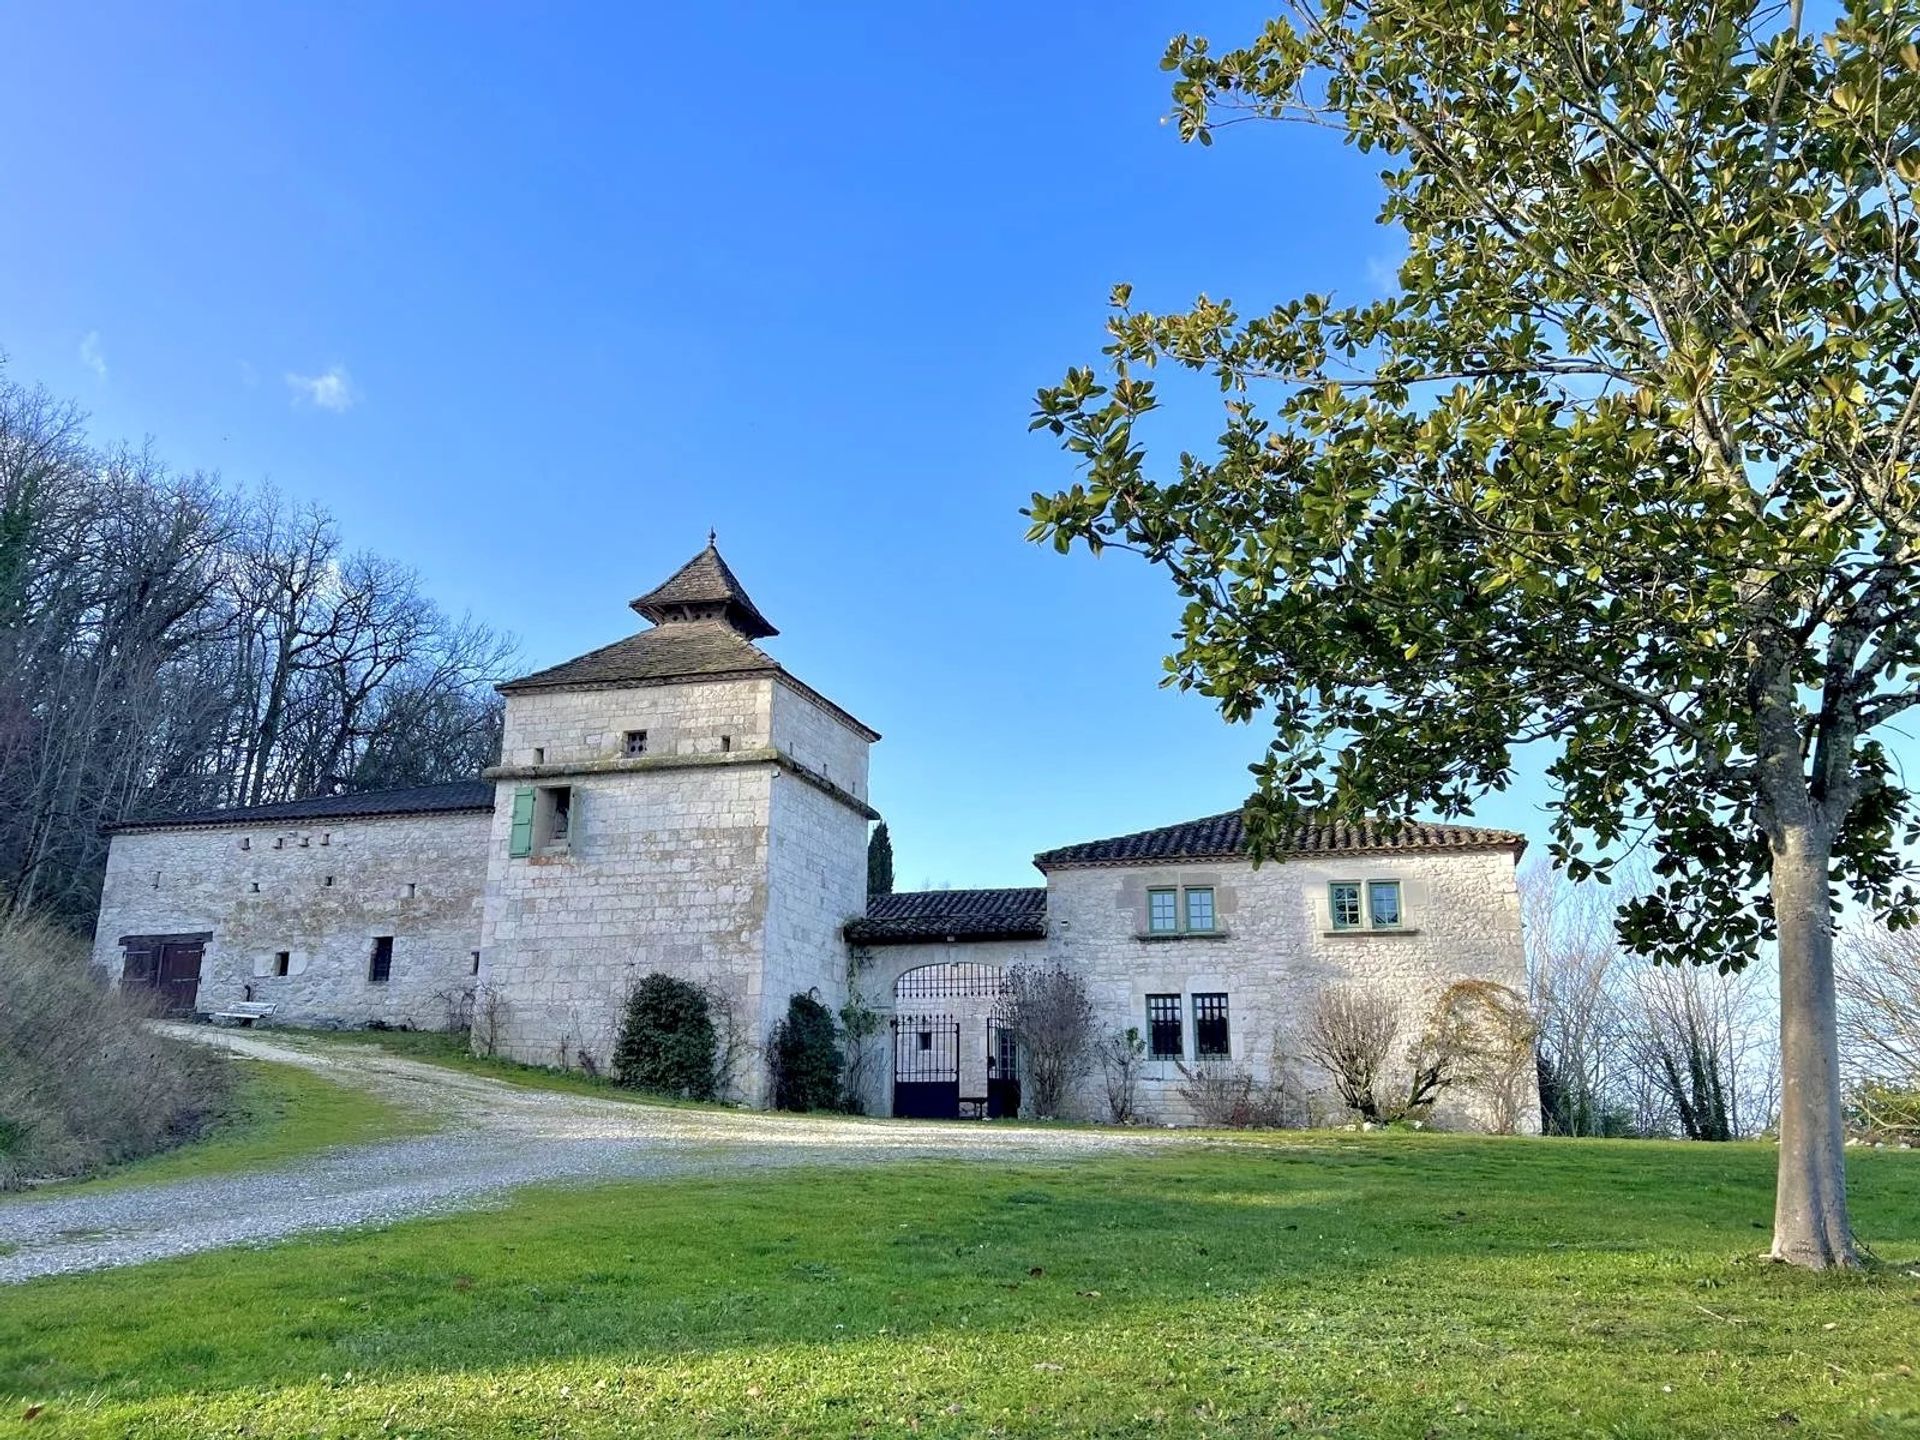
1769;826;1858;1268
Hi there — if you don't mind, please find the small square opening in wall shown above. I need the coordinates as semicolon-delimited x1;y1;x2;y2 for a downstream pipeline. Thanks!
239;836;251;851
405;882;417;899
623;729;649;758
323;875;334;887
720;735;732;753
249;881;260;894
274;951;290;977
532;746;545;765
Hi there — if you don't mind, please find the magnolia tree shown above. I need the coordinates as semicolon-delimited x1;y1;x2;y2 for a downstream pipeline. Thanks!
1029;0;1920;1267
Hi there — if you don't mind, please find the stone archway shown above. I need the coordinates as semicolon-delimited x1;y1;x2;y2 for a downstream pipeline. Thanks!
890;961;1015;1119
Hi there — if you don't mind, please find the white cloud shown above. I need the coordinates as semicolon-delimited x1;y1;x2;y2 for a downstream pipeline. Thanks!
285;364;358;412
79;331;107;379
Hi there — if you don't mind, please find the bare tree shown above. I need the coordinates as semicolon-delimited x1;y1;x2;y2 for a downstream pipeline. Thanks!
999;963;1094;1119
0;373;516;926
1836;922;1920;1092
1429;981;1536;1135
1098;1025;1146;1123
1303;984;1403;1122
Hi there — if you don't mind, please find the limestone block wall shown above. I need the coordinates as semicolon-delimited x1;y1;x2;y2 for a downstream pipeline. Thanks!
760;771;868;1051
1042;849;1534;1130
499;677;771;768
91;811;491;1029
478;760;774;1090
769;681;872;803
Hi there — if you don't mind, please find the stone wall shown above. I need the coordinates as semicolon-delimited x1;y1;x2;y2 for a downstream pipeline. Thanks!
761;769;868;1052
1042;848;1535;1130
844;938;1049;1115
92;810;491;1029
477;757;774;1091
769;679;872;803
499;677;771;768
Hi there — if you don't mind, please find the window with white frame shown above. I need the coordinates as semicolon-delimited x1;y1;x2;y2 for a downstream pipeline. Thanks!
1368;880;1403;928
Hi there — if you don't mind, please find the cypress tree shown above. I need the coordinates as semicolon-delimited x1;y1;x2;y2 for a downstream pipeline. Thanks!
866;821;894;898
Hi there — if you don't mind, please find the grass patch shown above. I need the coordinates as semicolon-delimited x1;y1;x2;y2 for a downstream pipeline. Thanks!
1;1134;1916;1436
15;1059;426;1197
291;1028;752;1111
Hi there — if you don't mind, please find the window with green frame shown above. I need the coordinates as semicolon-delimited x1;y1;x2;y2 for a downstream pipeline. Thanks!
1368;880;1403;928
1184;886;1216;933
1329;881;1363;930
1147;888;1179;933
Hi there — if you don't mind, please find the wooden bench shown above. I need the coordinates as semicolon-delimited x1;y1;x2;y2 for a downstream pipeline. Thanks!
209;1001;277;1028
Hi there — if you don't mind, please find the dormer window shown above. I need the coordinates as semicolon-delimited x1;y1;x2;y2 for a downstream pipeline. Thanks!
624;730;649;758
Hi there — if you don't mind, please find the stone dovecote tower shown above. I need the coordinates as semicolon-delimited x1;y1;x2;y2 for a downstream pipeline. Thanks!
477;539;878;1104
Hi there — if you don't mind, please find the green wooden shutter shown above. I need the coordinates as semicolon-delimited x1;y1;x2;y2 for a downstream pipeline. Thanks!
508;786;535;857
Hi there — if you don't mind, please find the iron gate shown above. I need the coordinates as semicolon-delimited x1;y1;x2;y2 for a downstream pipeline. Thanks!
986;1019;1021;1119
892;1014;961;1118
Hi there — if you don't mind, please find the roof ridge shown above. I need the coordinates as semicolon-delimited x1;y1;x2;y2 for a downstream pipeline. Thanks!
1034;809;1526;869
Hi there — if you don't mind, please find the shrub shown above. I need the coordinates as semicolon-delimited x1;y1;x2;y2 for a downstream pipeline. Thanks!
1848;1082;1920;1144
0;915;231;1187
612;973;718;1099
1099;1026;1147;1123
1175;1055;1311;1129
1000;963;1095;1119
769;992;843;1112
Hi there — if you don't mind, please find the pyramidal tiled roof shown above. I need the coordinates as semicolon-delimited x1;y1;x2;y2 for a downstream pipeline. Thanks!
1033;811;1526;870
497;540;878;739
629;539;777;639
844;887;1049;945
498;619;781;693
110;779;495;833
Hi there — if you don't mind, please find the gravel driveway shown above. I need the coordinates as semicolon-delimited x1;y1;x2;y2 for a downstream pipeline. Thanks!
0;1029;1171;1283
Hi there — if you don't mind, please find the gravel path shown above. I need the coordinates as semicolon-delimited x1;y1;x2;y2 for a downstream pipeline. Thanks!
0;1029;1172;1283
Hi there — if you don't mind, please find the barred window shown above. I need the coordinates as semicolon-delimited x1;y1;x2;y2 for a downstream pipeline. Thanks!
1147;888;1179;933
1329;881;1362;930
1146;994;1183;1060
623;729;649;757
1193;993;1230;1059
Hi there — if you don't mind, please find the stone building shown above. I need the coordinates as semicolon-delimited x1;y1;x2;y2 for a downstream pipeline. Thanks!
92;540;1535;1128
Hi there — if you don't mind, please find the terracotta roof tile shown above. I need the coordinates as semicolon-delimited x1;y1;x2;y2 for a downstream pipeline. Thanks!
1033;811;1526;869
110;779;495;834
845;887;1049;944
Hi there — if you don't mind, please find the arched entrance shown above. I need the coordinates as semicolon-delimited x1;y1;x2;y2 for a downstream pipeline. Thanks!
891;962;1018;1119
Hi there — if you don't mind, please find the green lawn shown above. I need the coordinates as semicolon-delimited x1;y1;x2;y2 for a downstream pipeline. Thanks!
14;1057;425;1197
280;1027;740;1110
2;1135;1916;1437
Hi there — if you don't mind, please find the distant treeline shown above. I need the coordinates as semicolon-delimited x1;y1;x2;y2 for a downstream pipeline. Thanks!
0;371;514;925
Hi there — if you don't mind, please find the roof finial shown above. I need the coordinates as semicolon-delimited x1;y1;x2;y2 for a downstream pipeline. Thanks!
708;527;717;547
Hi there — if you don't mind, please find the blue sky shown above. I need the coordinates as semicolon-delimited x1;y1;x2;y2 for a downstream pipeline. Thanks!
0;1;1832;891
